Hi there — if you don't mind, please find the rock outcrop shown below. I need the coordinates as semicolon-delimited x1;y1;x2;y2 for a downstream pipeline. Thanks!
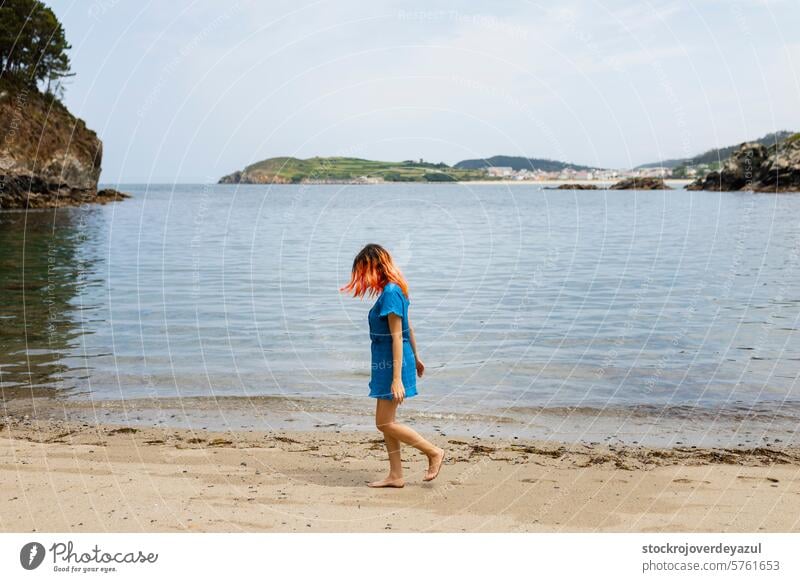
548;183;600;190
686;135;800;192
218;170;242;184
0;81;128;209
609;177;670;190
218;169;292;184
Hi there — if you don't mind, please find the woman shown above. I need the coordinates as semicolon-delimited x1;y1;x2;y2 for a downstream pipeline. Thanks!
341;244;445;488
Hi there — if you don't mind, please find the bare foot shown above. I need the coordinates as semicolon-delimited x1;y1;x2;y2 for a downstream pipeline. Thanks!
367;476;405;488
423;447;445;481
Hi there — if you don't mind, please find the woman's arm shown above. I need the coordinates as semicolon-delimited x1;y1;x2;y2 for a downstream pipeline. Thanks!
408;324;419;359
387;313;405;404
409;323;425;378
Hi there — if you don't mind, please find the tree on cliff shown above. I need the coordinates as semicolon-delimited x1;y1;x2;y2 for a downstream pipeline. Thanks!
0;0;72;97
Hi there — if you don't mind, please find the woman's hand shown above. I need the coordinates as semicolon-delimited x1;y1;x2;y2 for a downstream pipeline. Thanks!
391;378;405;404
416;358;425;378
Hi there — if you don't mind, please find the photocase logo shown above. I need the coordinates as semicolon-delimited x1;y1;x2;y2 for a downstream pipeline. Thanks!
20;542;46;570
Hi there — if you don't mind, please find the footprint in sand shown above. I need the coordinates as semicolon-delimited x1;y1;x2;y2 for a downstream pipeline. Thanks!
737;476;779;483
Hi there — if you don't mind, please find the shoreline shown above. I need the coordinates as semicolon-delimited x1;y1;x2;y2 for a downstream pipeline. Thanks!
5;394;797;450
2;410;800;532
213;179;693;188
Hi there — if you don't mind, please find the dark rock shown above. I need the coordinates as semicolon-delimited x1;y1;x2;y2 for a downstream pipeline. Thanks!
752;135;800;192
686;171;720;191
609;177;670;190
218;170;242;184
547;183;601;190
685;142;770;191
218;169;291;185
96;188;130;202
686;135;800;192
0;175;129;209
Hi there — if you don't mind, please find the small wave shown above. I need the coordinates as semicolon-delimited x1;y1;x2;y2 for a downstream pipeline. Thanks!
500;402;800;422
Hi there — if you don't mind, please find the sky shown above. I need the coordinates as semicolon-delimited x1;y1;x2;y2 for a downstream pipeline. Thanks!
48;0;800;182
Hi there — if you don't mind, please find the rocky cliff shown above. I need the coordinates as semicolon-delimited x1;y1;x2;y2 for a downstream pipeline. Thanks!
686;134;800;192
0;80;127;209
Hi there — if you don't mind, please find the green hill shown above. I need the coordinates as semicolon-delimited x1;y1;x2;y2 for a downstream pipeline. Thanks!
218;157;489;184
454;155;598;172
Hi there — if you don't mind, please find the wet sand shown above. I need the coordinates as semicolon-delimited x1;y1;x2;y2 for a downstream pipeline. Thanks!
9;394;798;450
2;413;800;533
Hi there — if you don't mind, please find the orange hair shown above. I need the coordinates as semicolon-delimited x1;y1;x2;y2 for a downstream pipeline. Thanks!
340;244;409;298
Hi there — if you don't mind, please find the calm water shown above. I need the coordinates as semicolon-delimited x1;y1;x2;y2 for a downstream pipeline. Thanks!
1;184;799;435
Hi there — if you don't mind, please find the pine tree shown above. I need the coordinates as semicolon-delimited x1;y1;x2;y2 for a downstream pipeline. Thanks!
0;0;72;97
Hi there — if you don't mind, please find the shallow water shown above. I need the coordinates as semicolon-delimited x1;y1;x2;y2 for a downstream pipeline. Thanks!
1;183;799;443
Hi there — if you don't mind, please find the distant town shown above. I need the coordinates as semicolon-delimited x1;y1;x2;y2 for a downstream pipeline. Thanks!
482;165;676;182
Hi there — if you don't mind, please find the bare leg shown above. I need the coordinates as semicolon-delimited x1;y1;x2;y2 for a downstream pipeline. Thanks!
371;399;445;485
368;398;404;487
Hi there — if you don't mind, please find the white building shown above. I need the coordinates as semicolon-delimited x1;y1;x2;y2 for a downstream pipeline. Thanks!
487;166;514;177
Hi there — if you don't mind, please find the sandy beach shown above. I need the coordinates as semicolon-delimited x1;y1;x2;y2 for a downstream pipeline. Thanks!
2;410;799;533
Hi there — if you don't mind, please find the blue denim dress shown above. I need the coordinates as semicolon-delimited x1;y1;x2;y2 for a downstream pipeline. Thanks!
367;283;417;400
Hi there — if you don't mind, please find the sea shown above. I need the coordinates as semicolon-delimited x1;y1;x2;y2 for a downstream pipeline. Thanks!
1;183;798;447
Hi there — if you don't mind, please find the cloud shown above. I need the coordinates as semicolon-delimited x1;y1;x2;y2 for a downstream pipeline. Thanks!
49;0;800;179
